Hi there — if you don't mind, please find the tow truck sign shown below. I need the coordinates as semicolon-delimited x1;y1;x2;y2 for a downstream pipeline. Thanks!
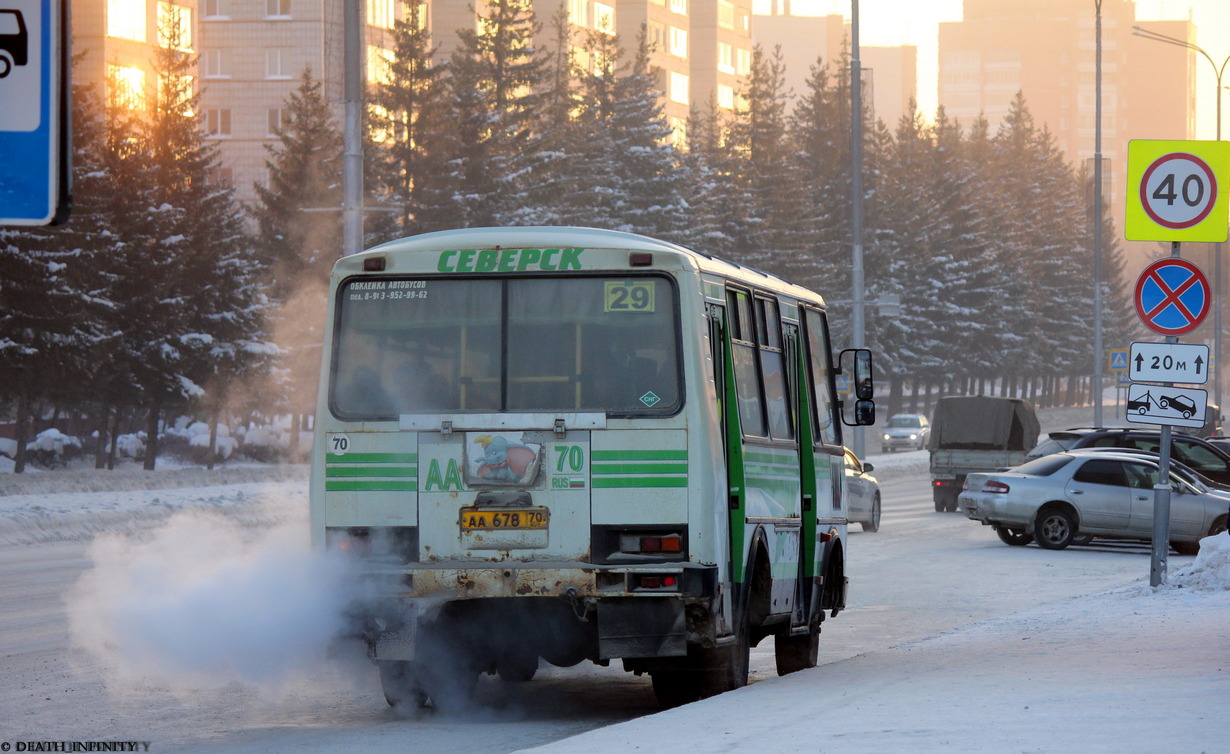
1125;383;1207;429
1129;342;1209;385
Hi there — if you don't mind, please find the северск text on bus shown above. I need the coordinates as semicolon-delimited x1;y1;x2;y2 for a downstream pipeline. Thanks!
309;227;875;711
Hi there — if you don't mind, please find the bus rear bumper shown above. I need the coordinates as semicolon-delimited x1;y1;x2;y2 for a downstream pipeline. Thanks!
346;561;719;663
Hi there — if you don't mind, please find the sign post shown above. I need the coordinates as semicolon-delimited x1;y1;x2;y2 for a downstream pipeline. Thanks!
1125;139;1228;587
0;0;69;226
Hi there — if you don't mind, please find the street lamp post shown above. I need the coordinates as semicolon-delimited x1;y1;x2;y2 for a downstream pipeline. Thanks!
1132;25;1230;417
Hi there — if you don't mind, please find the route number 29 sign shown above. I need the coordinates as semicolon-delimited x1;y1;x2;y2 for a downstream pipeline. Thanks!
1126;140;1229;243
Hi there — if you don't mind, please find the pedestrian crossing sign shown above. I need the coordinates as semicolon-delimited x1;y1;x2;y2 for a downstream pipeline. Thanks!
1108;349;1129;373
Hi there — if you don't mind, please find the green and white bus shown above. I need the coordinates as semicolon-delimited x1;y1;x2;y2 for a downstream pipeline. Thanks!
310;227;874;710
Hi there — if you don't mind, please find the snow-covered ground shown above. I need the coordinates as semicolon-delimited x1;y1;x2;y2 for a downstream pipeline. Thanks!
1;461;1227;752
525;536;1230;753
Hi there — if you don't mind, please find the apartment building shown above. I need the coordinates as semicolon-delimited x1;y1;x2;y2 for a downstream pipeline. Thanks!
939;0;1195;244
752;10;916;129
74;0;199;110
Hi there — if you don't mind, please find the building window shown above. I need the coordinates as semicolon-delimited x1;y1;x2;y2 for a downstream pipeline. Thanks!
718;42;733;73
669;27;687;58
267;108;285;136
266;49;290;78
718;0;733;30
367;0;395;29
717;84;733;110
669;0;686;14
667;116;686;147
736;47;751;75
205;108;232;136
158;3;192;50
202;0;223;17
107;0;147;42
202;49;229;78
648;21;666;51
108;64;145;109
593;2;614;34
367;45;394;85
669;71;688;105
568;0;587;27
266;0;290;17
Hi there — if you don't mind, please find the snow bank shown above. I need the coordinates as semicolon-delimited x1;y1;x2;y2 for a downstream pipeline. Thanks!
0;466;308;547
1170;531;1230;590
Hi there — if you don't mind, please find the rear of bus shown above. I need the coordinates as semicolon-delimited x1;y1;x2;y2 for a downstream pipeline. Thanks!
310;228;726;708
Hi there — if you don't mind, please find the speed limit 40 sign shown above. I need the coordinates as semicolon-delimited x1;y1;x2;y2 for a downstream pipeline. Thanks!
1125;140;1229;243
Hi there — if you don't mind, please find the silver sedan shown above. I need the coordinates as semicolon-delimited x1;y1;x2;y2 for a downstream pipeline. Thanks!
844;447;881;532
959;449;1230;554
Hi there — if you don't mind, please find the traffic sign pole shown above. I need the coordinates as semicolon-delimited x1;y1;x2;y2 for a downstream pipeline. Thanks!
1150;243;1182;588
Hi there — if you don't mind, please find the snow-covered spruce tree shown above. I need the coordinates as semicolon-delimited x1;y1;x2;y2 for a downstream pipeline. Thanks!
787;56;851;295
250;68;342;443
726;44;812;280
369;0;453;238
509;7;593;227
446;0;541;227
606;28;689;241
136;19;269;468
0;79;118;472
930;108;1000;395
991;92;1087;401
678;100;742;259
872;105;952;413
254;69;342;302
962;112;1024;395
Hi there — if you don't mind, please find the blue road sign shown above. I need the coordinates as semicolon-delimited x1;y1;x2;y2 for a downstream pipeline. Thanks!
1134;258;1211;336
0;0;67;226
1108;349;1129;373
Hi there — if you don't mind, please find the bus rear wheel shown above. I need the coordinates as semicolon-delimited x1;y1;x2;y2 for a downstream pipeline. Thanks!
774;625;819;675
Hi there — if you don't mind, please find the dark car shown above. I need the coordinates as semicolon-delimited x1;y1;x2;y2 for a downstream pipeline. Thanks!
1026;427;1230;487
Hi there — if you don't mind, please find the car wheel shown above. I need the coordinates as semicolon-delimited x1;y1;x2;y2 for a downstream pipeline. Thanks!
1034;506;1076;550
1172;540;1200;556
1159;397;1170;409
995;527;1032;546
0;55;11;79
862;494;881;532
881;446;889;453
1211;515;1228;536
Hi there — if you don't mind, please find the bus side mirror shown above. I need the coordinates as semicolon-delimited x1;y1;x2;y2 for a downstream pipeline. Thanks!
838;348;875;426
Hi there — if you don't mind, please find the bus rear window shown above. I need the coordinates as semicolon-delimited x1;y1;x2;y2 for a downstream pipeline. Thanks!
330;275;680;418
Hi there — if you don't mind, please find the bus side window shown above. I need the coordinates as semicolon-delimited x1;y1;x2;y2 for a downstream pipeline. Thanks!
727;290;766;437
756;297;794;441
803;308;840;446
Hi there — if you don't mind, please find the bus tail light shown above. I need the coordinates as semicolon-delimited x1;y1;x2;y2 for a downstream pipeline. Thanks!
635;574;678;590
620;533;683;554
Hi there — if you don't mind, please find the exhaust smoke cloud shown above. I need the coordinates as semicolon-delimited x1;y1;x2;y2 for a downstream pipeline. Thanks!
68;507;355;697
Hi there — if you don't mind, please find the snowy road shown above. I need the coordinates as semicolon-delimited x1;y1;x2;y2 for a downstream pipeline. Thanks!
0;466;1205;752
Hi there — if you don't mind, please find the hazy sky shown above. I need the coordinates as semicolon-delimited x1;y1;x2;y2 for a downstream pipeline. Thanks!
754;0;1230;140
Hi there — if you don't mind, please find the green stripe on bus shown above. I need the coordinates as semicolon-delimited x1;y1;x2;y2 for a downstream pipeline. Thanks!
592;462;689;474
592;450;688;461
744;451;795;465
326;453;417;464
592;477;689;488
326;480;418;492
326;466;417;478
